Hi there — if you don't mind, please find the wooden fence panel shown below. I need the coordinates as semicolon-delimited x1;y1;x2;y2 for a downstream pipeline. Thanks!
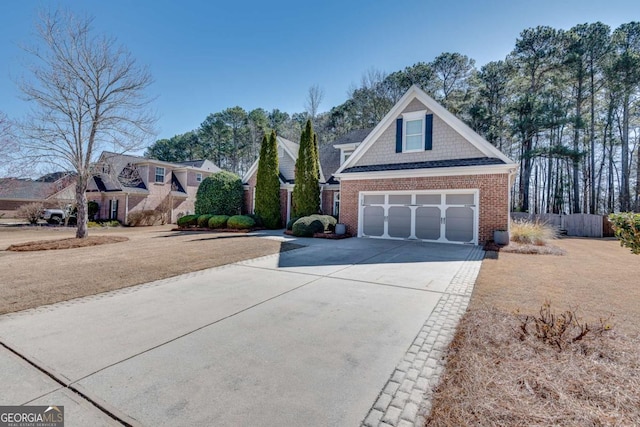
510;213;605;238
563;214;603;238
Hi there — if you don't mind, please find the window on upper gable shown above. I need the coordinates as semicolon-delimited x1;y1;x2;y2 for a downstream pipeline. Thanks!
155;167;165;183
396;111;433;153
341;149;354;165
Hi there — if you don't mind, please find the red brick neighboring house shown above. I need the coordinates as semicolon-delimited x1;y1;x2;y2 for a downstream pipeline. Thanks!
245;85;517;244
87;151;221;224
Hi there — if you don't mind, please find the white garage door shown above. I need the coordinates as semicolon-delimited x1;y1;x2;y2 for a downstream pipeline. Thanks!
359;191;478;244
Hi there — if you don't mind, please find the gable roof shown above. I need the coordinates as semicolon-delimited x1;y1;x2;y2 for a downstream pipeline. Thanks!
0;178;54;200
335;85;515;176
175;159;222;173
342;157;506;173
242;136;299;184
333;128;373;146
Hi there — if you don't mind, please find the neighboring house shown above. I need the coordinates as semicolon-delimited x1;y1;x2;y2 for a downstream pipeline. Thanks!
87;151;221;223
0;174;75;216
244;85;517;244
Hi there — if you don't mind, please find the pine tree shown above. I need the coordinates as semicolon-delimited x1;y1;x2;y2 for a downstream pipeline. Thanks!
254;130;281;228
292;119;320;217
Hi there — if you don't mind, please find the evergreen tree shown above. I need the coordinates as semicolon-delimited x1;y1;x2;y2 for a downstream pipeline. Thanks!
292;119;320;217
254;130;281;228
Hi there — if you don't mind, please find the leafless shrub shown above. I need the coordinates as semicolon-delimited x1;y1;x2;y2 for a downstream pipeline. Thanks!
426;307;639;426
127;210;161;226
16;202;44;225
517;301;605;351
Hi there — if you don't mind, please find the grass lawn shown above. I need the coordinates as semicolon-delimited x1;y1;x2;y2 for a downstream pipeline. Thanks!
426;237;640;426
0;225;300;314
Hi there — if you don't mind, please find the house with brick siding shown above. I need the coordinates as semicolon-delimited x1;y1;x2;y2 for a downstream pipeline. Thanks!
243;85;517;244
334;85;517;244
87;151;221;224
0;174;75;216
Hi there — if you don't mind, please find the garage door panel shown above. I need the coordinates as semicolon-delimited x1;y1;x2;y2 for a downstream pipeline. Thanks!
415;207;441;240
362;206;384;237
416;194;441;205
388;194;411;205
360;192;477;244
446;194;474;205
445;206;474;242
388;206;411;238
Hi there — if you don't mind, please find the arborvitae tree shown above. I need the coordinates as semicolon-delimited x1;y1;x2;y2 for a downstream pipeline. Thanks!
292;119;320;217
254;130;281;228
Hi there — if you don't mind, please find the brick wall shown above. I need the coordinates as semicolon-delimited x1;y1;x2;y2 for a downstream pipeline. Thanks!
321;189;338;216
339;173;510;244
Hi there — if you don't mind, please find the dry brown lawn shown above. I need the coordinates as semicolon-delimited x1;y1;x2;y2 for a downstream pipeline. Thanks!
0;225;299;314
427;237;640;426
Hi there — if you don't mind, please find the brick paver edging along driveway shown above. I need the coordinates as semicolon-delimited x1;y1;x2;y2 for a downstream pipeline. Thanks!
0;235;482;427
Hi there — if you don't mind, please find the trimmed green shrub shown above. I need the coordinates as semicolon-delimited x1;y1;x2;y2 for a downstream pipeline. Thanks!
195;171;244;216
292;216;324;237
609;212;640;254
286;216;301;231
246;213;264;228
177;214;199;228
254;130;281;229
309;214;337;232
208;215;229;229
197;214;213;228
227;215;256;230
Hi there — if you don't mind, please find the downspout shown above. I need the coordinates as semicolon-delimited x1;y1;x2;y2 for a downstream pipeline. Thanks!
508;167;517;235
125;193;129;225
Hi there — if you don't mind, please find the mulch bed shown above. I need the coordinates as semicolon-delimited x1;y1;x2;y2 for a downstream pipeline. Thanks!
282;230;351;239
483;239;566;256
7;236;129;252
171;227;255;233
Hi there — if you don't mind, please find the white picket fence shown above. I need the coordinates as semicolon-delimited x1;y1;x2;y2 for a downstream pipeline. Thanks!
511;213;606;238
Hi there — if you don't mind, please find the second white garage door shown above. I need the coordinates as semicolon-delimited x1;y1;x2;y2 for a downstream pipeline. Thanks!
359;190;478;244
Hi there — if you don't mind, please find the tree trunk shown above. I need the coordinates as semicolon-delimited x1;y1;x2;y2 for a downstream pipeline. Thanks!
589;67;597;214
620;95;630;211
572;77;583;213
75;177;89;238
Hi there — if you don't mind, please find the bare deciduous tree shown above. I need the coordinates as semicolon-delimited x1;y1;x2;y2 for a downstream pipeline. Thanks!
305;84;324;119
18;10;156;238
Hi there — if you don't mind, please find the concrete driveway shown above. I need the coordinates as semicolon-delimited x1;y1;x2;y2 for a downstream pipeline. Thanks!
0;234;483;426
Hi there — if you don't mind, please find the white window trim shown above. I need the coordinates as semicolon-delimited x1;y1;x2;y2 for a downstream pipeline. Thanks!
155;167;165;183
340;149;354;165
402;110;426;153
196;173;203;183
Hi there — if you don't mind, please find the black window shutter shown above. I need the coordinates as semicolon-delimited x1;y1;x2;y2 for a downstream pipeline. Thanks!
425;114;433;150
114;200;119;220
108;200;112;219
395;118;403;153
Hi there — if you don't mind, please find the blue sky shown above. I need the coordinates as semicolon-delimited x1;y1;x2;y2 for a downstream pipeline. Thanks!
1;0;639;142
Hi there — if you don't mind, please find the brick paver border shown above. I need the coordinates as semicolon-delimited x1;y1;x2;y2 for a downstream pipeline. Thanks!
362;246;484;427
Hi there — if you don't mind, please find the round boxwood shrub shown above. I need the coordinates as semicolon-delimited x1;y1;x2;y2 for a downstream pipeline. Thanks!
286;216;301;231
246;213;264;228
177;214;199;228
227;215;256;230
195;171;244;216
197;214;213;228
208;215;230;229
309;214;337;232
292;216;324;237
